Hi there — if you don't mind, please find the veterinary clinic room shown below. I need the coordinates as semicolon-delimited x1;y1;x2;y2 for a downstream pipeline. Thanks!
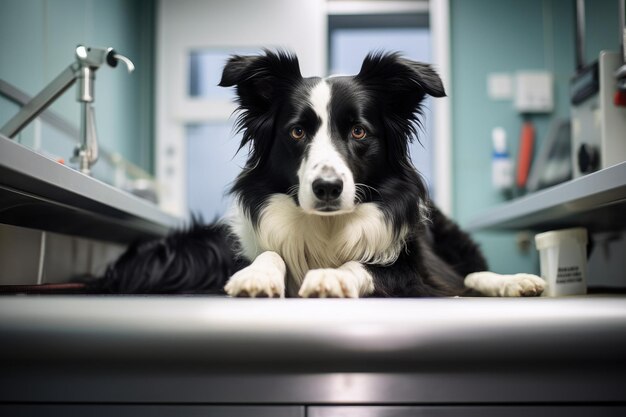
1;0;626;414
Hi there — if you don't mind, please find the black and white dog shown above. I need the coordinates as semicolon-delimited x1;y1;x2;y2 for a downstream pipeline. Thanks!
100;50;544;298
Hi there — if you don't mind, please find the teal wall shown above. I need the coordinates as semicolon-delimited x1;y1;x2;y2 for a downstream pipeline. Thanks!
450;0;621;274
0;0;155;173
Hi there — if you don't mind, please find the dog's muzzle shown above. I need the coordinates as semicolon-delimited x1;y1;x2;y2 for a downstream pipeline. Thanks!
311;167;343;211
312;177;343;201
298;156;355;214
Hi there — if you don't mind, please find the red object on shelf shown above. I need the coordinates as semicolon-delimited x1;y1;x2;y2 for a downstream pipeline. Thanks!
516;121;535;189
614;90;626;107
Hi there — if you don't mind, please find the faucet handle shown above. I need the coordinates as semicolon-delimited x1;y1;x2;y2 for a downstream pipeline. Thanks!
74;45;135;73
106;49;135;73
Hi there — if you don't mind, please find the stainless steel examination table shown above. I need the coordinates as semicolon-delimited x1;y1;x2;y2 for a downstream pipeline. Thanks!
0;296;625;416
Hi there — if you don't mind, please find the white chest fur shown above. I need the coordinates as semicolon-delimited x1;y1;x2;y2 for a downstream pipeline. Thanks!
228;194;404;289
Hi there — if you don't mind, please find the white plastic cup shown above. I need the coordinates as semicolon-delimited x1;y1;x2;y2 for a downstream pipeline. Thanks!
535;227;588;296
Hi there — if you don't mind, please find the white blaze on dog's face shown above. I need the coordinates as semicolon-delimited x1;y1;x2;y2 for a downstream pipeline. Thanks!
297;80;357;215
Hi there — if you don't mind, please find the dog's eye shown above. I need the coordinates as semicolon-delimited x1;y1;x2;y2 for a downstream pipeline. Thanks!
290;126;305;140
351;125;367;140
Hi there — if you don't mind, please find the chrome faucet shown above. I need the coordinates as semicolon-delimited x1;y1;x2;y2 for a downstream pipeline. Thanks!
0;45;135;175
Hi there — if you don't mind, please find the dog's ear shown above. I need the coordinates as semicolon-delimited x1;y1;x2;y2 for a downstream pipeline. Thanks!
219;50;301;161
219;50;302;110
356;52;445;150
356;52;445;165
356;52;445;101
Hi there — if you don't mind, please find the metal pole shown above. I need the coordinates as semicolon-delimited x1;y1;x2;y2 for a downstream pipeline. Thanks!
617;0;626;91
575;0;586;71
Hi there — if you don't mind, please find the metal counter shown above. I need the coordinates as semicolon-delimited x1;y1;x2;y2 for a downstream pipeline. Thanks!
0;295;625;409
466;161;626;232
0;134;180;243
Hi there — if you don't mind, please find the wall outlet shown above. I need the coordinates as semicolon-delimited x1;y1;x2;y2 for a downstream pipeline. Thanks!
515;71;554;113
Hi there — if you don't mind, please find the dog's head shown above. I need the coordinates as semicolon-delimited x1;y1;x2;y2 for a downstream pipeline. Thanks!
219;50;445;215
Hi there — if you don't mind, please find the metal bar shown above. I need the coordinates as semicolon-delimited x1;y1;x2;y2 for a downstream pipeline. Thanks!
0;79;80;139
326;0;429;15
36;231;46;285
0;65;78;139
619;0;626;64
575;0;586;71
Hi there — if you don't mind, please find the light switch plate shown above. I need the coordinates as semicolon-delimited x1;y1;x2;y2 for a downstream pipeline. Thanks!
515;71;554;113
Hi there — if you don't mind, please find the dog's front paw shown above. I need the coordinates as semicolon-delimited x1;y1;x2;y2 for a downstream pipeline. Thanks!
465;271;545;297
225;266;285;298
501;273;545;297
299;269;360;298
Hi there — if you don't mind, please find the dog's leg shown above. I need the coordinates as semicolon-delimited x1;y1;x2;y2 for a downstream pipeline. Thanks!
464;271;545;297
224;251;286;298
298;261;375;298
428;205;489;277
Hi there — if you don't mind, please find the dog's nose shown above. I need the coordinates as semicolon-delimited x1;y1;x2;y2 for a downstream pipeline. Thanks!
312;178;343;201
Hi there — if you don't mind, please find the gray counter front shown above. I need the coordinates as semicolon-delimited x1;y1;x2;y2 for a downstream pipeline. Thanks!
0;296;625;415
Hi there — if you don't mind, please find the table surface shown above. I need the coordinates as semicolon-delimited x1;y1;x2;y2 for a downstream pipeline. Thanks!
1;295;625;404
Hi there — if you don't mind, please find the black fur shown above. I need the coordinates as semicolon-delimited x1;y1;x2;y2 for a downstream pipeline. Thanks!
97;50;487;297
92;223;246;294
219;50;322;223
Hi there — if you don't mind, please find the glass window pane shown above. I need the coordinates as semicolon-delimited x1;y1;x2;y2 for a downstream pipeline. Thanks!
186;122;247;220
330;28;431;75
188;48;256;99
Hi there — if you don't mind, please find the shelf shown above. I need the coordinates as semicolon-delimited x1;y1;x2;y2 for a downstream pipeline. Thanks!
467;162;626;232
0;134;181;243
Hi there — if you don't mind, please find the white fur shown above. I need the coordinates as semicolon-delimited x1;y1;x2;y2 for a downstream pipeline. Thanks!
224;251;286;297
297;80;356;214
226;200;260;263
299;261;375;298
228;194;404;297
464;271;545;297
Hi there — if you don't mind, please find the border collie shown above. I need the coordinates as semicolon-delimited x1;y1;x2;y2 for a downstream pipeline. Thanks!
99;50;545;298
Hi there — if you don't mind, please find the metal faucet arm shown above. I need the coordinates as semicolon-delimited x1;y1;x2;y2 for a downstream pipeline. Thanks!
0;45;134;175
0;64;79;139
